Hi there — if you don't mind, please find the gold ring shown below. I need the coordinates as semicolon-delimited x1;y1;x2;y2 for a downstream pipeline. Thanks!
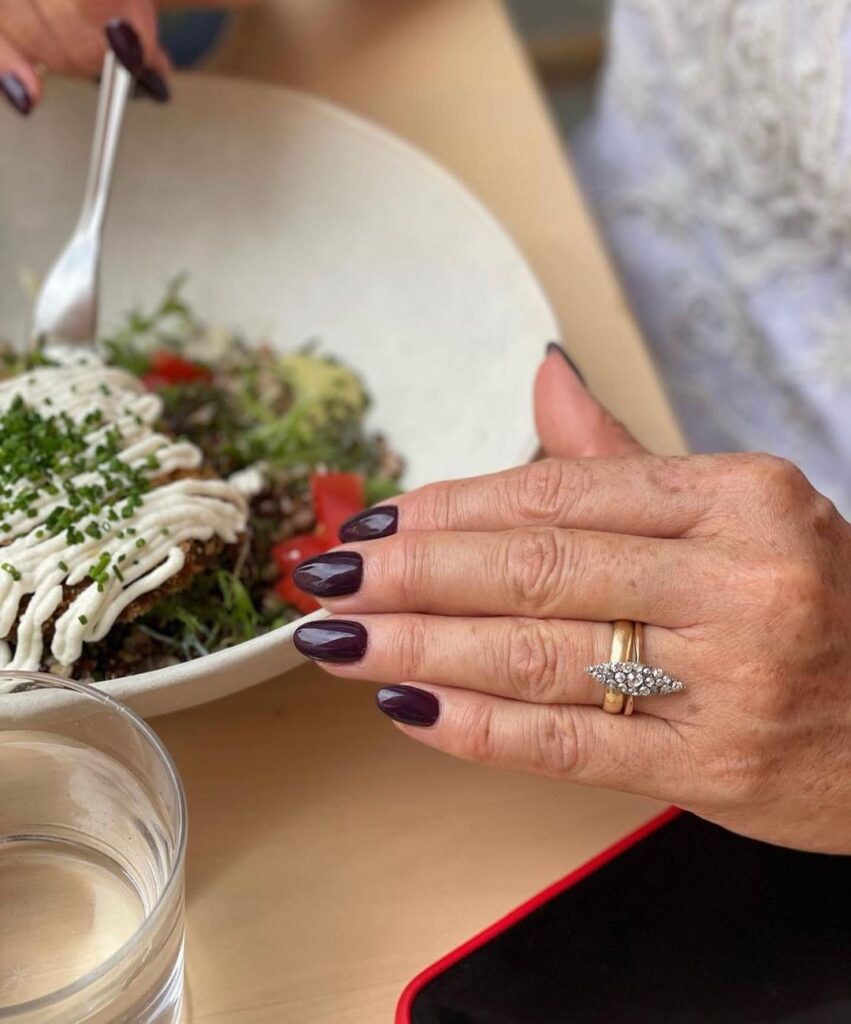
623;622;643;716
601;620;634;714
587;620;684;712
34;62;49;80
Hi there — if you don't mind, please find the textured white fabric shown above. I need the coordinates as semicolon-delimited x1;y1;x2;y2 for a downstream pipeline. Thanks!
572;0;851;512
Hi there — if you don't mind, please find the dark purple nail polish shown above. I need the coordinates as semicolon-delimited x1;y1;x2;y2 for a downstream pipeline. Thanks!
546;341;586;385
294;620;367;663
0;74;31;116
293;551;363;598
339;506;398;543
376;685;440;727
134;66;170;103
105;20;144;74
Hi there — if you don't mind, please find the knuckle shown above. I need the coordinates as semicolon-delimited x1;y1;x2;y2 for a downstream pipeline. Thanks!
406;481;455;531
502;619;565;702
509;459;574;525
808;491;840;535
393;615;430;681
749;453;811;505
532;708;584;777
391;533;431;604
503;527;569;614
461;701;499;766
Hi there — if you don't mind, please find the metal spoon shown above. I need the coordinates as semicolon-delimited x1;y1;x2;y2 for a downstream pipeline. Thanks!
30;53;132;349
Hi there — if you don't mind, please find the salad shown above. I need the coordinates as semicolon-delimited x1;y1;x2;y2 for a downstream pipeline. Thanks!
0;280;402;679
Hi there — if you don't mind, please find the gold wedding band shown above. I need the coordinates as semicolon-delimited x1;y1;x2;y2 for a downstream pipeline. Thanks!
624;623;643;716
601;620;634;714
34;62;49;80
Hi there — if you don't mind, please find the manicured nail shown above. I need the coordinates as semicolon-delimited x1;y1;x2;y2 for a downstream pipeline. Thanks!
293;551;363;597
294;620;367;662
546;341;586;385
339;506;398;543
134;67;170;103
0;74;32;116
105;20;144;74
376;685;440;727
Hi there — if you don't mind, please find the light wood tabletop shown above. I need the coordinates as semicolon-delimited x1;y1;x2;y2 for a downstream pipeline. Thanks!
157;2;685;1021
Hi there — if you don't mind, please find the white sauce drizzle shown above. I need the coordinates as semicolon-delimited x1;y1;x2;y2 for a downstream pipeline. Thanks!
227;463;267;497
0;356;248;671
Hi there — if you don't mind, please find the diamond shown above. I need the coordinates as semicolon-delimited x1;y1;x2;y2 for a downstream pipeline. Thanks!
584;660;685;699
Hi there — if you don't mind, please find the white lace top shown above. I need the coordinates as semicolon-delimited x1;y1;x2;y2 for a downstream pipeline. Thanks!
572;0;851;514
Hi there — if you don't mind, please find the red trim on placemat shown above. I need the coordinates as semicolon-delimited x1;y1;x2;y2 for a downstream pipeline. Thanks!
396;806;682;1023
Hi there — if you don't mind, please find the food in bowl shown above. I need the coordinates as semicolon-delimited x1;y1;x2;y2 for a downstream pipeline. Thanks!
0;281;402;679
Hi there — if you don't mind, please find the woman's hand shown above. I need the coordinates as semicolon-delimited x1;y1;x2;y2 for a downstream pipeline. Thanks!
0;0;171;115
292;345;851;854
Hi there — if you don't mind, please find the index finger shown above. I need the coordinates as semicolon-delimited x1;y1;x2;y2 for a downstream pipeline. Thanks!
342;456;724;542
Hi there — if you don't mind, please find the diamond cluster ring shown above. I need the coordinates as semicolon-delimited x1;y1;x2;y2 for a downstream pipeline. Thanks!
587;621;684;715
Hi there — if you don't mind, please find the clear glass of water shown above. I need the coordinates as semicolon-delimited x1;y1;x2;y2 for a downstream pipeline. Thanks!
0;672;186;1024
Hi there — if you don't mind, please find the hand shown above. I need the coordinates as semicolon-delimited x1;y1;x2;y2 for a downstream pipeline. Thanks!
292;345;851;854
0;0;170;115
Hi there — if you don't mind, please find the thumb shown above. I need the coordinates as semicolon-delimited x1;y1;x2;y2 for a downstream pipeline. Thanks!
535;343;646;458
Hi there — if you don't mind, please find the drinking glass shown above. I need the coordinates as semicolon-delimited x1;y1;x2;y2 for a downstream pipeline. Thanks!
0;671;186;1024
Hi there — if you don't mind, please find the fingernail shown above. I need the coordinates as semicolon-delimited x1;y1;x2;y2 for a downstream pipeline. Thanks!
294;620;367;663
339;506;398;543
546;341;586;385
105;20;144;74
134;67;170;103
376;685;440;727
293;551;363;597
0;74;32;116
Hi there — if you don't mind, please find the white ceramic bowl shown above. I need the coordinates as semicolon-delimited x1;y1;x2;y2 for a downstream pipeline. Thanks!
0;75;557;716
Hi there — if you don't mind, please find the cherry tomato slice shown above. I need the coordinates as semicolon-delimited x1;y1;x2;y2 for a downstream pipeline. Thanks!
271;533;330;574
310;472;366;540
148;349;213;385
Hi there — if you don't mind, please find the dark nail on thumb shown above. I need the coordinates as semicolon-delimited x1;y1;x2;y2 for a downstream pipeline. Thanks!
546;342;586;386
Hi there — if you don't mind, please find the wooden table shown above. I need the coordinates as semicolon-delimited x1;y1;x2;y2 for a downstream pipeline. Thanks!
157;2;686;1020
